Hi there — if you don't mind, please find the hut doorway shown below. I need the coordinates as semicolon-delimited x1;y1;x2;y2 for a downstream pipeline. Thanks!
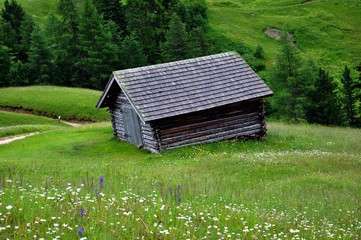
122;105;143;147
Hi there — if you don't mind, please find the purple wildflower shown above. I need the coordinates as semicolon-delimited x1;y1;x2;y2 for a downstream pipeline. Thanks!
94;189;99;194
80;208;86;216
77;226;84;235
99;176;104;188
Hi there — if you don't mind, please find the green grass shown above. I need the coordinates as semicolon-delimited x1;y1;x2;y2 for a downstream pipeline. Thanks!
207;0;361;76
0;124;63;138
0;86;109;122
0;111;68;127
0;121;360;239
0;110;69;138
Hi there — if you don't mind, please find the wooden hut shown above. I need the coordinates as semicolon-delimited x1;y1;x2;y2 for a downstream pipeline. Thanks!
96;52;273;152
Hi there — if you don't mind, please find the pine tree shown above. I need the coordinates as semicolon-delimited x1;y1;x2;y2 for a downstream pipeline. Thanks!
27;27;52;85
93;0;126;36
76;0;119;89
119;34;148;69
0;18;16;49
1;0;26;61
8;61;30;86
0;45;10;87
179;0;207;31
188;26;208;57
306;68;343;125
50;0;80;86
1;0;25;43
271;33;315;122
18;15;35;62
254;45;265;59
341;66;357;126
355;62;361;126
161;13;190;62
57;0;78;41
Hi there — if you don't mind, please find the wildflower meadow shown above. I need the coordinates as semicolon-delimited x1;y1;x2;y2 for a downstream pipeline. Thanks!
0;122;360;239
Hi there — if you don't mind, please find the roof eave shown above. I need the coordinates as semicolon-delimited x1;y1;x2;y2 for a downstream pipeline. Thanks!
96;73;146;124
95;74;116;109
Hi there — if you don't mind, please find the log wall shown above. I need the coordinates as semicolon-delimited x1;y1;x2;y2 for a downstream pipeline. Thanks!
109;92;126;140
153;100;266;150
109;92;266;152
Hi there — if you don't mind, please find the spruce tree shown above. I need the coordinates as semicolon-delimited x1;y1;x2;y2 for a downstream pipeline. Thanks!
161;13;190;62
189;26;208;57
1;0;25;43
93;0;126;36
18;15;35;62
355;62;361;127
254;45;265;59
271;33;314;122
27;27;52;85
0;45;10;87
76;0;119;89
119;34;148;69
8;61;30;86
179;0;207;31
51;0;80;86
341;66;357;126
306;68;343;125
126;0;154;62
1;0;26;61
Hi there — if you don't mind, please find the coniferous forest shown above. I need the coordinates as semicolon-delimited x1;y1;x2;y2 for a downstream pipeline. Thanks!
0;0;360;127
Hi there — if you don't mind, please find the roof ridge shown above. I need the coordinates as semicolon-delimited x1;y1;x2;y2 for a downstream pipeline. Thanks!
113;51;240;75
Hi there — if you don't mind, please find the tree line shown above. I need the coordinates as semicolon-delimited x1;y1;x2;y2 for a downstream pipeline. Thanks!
269;33;361;128
0;0;215;89
0;0;360;127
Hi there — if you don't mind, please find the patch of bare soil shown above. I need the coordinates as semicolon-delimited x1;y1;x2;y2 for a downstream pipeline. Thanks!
264;27;294;42
0;132;39;145
0;106;34;115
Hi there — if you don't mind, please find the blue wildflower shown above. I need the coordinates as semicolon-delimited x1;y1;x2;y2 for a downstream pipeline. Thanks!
99;176;104;188
77;226;84;235
80;208;86;216
94;189;99;194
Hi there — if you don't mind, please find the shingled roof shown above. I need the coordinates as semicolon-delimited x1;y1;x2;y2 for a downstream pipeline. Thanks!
96;51;273;122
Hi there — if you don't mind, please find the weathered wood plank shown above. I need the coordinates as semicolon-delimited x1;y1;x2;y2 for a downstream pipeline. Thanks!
164;124;261;148
159;112;259;136
161;120;261;145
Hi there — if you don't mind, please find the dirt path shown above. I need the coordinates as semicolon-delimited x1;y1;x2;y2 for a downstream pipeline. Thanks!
0;132;39;145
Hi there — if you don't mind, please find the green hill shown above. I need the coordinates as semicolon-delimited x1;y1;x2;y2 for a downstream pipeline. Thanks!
207;0;361;76
0;86;109;122
1;0;360;77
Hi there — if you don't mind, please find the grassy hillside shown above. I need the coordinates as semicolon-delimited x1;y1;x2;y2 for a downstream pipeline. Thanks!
0;111;69;138
0;86;109;122
207;0;361;76
0;121;360;238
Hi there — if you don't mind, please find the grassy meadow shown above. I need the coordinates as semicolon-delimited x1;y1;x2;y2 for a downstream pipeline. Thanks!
0;86;109;122
0;86;360;239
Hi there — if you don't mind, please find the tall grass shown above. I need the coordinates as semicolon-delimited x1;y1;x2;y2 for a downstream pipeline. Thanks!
0;122;360;239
